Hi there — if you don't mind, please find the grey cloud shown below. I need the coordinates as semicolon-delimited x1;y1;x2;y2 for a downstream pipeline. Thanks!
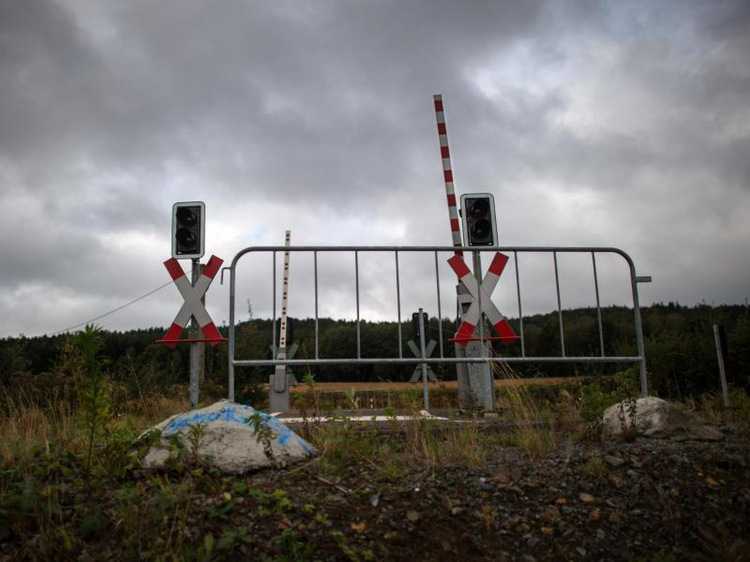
0;0;748;337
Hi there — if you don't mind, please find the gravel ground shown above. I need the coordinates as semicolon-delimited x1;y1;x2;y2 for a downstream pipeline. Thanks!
2;424;748;561
242;429;750;561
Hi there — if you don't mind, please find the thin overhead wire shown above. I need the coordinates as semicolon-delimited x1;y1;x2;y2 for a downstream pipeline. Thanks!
48;280;173;336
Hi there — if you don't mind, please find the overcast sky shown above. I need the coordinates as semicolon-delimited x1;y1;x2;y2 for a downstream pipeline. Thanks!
1;0;748;338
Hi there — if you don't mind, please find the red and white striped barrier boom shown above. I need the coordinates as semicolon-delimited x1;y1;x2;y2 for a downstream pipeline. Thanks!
161;255;225;347
433;94;463;256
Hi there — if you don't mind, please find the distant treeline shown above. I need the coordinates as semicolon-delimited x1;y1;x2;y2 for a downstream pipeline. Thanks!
1;302;748;399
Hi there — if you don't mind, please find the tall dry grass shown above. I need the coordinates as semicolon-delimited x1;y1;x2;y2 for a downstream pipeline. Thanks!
0;385;190;465
0;393;79;463
492;357;556;459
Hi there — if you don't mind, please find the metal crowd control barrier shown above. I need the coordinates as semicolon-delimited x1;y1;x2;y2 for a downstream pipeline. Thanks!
226;246;650;403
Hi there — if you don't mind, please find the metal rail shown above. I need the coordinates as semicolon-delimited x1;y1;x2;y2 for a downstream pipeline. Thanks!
227;245;649;401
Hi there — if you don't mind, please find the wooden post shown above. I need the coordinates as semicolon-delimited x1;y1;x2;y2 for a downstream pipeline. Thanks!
713;325;729;408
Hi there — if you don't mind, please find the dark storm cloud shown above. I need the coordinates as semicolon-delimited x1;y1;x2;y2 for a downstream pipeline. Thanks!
0;0;748;336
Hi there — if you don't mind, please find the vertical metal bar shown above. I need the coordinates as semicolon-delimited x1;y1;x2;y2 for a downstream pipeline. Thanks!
272;251;277;352
314;250;319;360
514;251;525;358
434;251;444;358
355;250;361;359
592;252;605;357
553;251;566;357
395;251;403;359
418;307;429;411
228;265;235;402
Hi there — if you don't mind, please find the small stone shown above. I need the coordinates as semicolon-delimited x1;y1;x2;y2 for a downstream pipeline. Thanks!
608;475;624;489
451;507;464;515
541;526;554;536
540;505;561;524
604;455;625;467
579;493;596;503
369;493;380;508
384;531;398;540
406;510;420;522
588;508;601;521
596;529;606;540
442;495;453;511
576;547;587;557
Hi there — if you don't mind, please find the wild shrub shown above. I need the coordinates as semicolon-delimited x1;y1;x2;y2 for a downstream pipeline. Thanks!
578;366;640;423
75;325;111;475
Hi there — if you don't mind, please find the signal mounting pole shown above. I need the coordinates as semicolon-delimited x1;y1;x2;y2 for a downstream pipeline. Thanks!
189;258;204;408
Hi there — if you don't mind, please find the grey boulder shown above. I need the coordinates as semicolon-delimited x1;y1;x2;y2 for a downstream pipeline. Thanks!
602;396;722;441
142;400;316;473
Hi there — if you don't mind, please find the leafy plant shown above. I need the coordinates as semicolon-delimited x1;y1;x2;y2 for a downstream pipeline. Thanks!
266;528;316;562
186;422;208;465
330;530;359;562
617;397;638;442
248;412;276;462
75;324;110;475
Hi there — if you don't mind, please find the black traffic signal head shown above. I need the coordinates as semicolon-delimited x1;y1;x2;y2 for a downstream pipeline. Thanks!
460;193;498;247
171;201;205;259
412;311;429;341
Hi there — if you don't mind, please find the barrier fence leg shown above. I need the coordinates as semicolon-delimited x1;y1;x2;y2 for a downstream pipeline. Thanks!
418;308;430;411
456;284;471;408
269;372;290;413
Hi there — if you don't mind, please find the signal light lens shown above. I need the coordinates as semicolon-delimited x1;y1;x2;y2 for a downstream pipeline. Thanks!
469;198;489;218
176;228;197;249
176;207;197;227
471;218;492;242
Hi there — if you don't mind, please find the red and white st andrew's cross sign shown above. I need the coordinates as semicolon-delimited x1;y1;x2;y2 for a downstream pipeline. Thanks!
448;252;519;346
160;255;225;348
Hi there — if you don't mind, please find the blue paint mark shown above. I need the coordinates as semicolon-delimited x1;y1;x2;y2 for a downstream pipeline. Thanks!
160;403;316;455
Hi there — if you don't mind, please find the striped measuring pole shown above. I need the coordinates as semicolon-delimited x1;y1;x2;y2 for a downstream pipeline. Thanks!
434;94;463;256
272;231;292;401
